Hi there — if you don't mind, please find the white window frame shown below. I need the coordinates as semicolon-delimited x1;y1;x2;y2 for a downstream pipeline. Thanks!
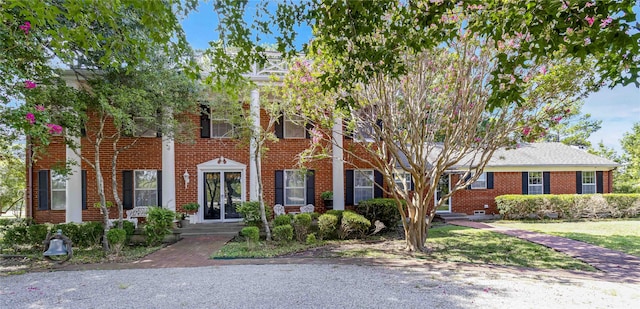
283;115;306;139
210;116;235;138
50;171;67;210
582;171;596;194
470;172;487;189
528;172;543;195
134;170;158;207
393;171;412;191
133;117;158;138
354;169;374;205
284;170;306;206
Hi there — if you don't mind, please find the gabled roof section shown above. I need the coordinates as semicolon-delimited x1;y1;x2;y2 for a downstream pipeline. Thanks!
486;143;619;168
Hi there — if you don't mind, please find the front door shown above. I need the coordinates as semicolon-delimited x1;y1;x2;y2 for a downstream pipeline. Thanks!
435;175;451;213
203;171;243;221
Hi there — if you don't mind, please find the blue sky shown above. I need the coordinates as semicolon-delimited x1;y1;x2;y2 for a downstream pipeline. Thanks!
182;2;640;153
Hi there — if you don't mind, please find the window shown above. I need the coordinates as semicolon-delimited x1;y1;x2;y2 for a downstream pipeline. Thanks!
284;115;306;138
210;118;235;138
354;170;374;204
133;117;158;137
134;170;158;207
582;171;596;194
284;170;306;206
471;173;487;189
394;171;412;191
528;172;543;195
50;171;67;210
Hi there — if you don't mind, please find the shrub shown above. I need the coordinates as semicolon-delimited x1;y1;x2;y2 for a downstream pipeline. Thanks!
27;224;49;249
273;214;292;227
54;223;81;245
237;202;273;226
241;226;260;243
318;214;339;240
273;224;294;242
306;233;317;245
75;222;103;248
496;194;640;220
355;198;402;228
324;210;344;221
144;207;175;246
107;228;127;256
340;211;371;239
293;213;312;242
122;220;136;242
2;225;28;250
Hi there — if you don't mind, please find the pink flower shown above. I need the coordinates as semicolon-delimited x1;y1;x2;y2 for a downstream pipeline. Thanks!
585;2;594;7
600;17;613;28
474;137;482;142
24;80;36;89
522;127;531;136
25;113;36;124
19;21;31;34
585;16;595;27
539;65;547;75
35;105;45;112
584;37;591;45
553;116;563;123
46;123;63;134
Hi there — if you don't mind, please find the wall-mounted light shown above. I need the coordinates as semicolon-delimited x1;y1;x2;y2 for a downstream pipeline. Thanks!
183;169;190;189
217;156;227;164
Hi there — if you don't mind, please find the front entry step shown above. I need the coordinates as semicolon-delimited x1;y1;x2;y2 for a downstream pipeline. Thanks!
177;222;244;236
434;212;470;222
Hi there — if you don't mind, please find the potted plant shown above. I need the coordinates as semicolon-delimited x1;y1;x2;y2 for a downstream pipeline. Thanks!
182;202;200;224
321;191;333;209
175;212;189;228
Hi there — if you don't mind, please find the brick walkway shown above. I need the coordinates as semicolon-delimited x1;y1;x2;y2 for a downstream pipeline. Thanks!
129;235;234;268
449;220;640;283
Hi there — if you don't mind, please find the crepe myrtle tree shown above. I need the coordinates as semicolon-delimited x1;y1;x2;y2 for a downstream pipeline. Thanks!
278;36;594;252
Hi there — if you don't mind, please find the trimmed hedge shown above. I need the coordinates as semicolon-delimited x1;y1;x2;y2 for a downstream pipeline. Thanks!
241;226;260;243
237;201;273;226
340;211;371;239
355;198;402;228
317;213;339;240
273;224;294;242
496;194;640;220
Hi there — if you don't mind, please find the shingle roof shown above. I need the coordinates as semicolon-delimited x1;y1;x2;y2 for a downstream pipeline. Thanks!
486;143;619;168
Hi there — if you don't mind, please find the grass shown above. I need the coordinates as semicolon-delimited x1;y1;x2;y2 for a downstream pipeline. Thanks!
493;219;640;257
211;240;325;259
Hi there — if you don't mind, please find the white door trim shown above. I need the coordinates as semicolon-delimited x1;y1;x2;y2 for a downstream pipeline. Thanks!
196;157;246;223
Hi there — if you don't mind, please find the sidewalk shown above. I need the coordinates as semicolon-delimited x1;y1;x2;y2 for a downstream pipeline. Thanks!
449;220;640;282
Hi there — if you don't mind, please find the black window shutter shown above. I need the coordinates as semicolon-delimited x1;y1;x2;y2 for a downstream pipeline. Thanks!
123;170;134;209
576;171;582;194
543;172;551;194
465;173;472;190
38;170;50;210
200;104;211;138
596;171;604;193
521;172;528;194
82;170;87;210
410;175;415;191
157;170;162;207
305;170;315;205
275;115;284;139
275;170;284;205
487;172;494;189
374;170;383;198
345;170;354;205
305;122;314;139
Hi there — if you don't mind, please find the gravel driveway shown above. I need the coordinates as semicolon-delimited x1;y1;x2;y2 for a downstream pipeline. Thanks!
1;263;638;309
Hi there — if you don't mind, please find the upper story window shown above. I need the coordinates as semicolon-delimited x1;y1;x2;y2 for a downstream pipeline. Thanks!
133;117;158;137
582;171;596;194
210;117;235;138
528;172;543;195
471;172;487;189
134;170;158;207
50;171;67;210
393;171;412;191
284;170;306;206
284;115;306;138
354;169;374;205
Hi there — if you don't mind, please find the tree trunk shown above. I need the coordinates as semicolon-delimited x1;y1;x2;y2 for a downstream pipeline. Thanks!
94;141;110;252
254;141;272;241
112;140;123;229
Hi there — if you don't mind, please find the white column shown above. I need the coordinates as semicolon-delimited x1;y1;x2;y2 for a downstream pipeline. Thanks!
249;89;260;201
332;117;345;210
66;136;83;223
162;136;176;211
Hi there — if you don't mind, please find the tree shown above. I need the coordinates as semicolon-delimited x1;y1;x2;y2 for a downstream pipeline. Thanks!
279;36;593;251
0;144;25;216
617;123;640;193
541;101;602;148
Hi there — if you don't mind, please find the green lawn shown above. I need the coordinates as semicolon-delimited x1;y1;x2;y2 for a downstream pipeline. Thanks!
493;219;640;257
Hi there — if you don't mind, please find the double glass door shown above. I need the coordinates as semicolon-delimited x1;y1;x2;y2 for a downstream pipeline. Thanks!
435;175;451;212
203;171;242;220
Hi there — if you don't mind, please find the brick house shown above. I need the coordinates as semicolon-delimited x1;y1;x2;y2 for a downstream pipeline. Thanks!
25;63;619;224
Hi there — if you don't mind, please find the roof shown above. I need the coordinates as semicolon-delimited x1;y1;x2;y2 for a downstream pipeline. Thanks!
485;143;619;169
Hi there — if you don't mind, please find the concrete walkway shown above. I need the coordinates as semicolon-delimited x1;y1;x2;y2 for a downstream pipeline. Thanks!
449;220;640;283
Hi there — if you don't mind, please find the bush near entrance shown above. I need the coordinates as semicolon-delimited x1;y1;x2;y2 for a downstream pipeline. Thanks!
496;194;640;220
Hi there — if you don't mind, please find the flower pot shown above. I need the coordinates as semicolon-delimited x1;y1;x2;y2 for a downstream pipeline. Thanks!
324;199;333;210
180;219;189;228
